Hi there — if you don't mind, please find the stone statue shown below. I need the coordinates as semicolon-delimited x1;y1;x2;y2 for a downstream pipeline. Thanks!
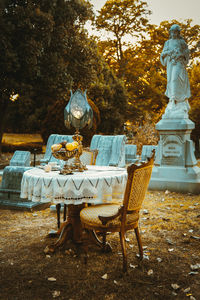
160;24;191;118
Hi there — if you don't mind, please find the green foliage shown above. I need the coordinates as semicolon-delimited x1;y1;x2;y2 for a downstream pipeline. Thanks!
88;61;128;134
96;13;200;131
1;0;129;145
189;63;200;148
2;0;200;149
96;0;151;76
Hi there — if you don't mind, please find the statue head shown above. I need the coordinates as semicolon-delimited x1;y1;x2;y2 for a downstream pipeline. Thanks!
169;24;181;39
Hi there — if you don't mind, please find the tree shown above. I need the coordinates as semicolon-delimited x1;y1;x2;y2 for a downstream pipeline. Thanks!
139;20;200;120
2;0;129;146
189;63;200;155
88;61;128;134
97;17;200;125
96;0;151;77
0;0;94;153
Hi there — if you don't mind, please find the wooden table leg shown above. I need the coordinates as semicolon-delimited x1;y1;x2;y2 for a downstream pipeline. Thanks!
47;204;85;253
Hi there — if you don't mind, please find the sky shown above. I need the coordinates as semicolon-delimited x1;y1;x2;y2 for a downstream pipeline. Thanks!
89;0;200;25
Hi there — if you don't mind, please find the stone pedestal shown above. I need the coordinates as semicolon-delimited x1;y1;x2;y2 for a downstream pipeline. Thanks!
149;118;200;194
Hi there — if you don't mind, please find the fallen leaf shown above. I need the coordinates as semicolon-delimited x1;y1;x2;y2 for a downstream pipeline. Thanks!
147;269;153;276
168;248;174;252
48;277;56;282
188;271;199;275
190;264;200;270
157;258;162;263
101;273;108;280
183;287;191;293
130;263;137;268
52;290;60;298
166;238;174;245
143;254;149;260
190;236;200;240
44;246;54;254
171;283;180;290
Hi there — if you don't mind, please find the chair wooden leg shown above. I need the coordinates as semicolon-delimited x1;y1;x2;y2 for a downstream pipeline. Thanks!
134;227;143;259
102;232;106;252
63;204;67;221
56;203;61;229
119;231;127;272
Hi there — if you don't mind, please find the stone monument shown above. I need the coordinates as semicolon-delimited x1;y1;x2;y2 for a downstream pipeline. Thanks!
10;150;31;166
149;24;200;194
0;151;49;210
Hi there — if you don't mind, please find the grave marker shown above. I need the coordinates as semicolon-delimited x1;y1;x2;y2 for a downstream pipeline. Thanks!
10;151;31;167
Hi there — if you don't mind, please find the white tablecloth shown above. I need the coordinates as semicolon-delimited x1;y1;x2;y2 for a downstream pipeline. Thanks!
20;165;127;205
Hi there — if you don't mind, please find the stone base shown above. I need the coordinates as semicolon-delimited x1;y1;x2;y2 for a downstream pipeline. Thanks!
0;199;50;211
149;165;200;194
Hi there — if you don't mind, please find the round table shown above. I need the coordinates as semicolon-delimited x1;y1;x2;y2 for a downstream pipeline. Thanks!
20;165;127;251
20;165;127;204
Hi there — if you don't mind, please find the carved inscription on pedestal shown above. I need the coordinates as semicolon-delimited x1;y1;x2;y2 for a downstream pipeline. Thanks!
161;135;184;166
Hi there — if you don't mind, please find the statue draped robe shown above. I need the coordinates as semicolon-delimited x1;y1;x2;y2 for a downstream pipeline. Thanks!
160;38;191;102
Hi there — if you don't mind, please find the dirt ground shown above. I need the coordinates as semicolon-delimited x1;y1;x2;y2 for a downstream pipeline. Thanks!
0;190;200;300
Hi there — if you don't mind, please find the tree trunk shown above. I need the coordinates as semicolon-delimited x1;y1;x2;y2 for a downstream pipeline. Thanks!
0;98;9;156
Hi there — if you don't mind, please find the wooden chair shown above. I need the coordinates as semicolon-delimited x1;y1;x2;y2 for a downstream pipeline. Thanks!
56;148;98;229
80;150;155;272
80;148;98;166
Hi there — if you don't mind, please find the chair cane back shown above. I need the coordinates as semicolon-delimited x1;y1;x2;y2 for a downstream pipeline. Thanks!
81;148;98;166
80;150;155;272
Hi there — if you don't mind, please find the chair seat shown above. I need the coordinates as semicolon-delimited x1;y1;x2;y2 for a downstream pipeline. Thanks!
80;204;139;229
